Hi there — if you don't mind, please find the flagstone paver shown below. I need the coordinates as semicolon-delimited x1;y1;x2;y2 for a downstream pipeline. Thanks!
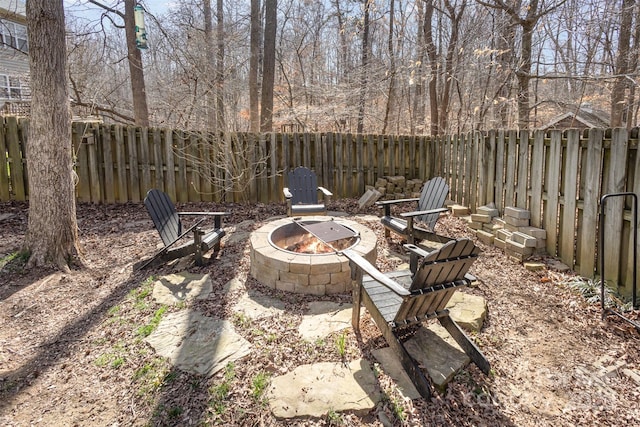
144;310;251;377
446;291;487;332
298;301;353;341
405;324;470;388
233;289;286;320
152;272;213;305
267;359;381;419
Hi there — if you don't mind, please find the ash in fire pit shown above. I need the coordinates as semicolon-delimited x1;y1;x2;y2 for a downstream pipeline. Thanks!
249;216;377;295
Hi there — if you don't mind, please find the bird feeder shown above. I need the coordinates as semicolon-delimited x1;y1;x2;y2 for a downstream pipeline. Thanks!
134;3;148;49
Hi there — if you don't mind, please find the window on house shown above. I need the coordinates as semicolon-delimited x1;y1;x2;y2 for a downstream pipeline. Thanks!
0;74;25;100
0;20;28;53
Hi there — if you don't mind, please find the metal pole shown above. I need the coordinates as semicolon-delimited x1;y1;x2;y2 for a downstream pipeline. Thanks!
599;192;639;330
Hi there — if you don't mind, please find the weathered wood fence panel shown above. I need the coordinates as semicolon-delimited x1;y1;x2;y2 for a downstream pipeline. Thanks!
3;120;640;298
418;126;638;299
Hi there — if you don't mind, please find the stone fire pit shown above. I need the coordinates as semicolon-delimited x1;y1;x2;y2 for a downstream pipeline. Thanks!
249;216;377;295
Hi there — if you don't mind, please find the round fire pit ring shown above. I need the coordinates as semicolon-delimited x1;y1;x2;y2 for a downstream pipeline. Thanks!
249;216;377;295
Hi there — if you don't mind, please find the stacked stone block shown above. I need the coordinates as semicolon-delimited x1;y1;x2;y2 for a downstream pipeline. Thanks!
369;176;425;199
466;205;547;263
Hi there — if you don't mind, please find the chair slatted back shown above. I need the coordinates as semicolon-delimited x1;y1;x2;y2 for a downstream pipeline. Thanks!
288;167;320;205
394;239;478;323
417;177;449;230
144;189;182;247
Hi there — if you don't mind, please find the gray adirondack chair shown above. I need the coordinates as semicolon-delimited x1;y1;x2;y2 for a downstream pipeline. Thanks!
283;166;332;216
342;238;490;399
377;176;450;244
140;189;229;268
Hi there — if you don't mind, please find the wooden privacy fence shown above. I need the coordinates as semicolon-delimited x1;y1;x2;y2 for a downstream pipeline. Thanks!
1;118;437;204
434;128;639;300
1;117;638;298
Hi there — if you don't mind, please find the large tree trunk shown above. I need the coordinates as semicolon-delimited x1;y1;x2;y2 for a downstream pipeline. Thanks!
260;0;277;132
249;0;261;132
124;0;149;127
25;0;80;271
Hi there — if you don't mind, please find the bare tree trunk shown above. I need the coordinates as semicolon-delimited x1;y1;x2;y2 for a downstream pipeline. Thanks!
333;0;349;83
216;0;225;130
411;1;425;135
260;0;277;131
25;0;80;271
611;0;634;128
250;0;261;131
124;0;149;127
357;0;370;134
382;0;396;134
424;0;439;136
204;0;216;130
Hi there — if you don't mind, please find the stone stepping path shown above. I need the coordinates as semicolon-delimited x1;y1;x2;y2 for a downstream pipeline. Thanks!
147;270;488;418
151;272;213;304
267;359;381;419
298;301;353;341
144;310;252;377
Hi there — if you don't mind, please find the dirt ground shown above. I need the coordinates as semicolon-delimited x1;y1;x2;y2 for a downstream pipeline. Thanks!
1;198;639;426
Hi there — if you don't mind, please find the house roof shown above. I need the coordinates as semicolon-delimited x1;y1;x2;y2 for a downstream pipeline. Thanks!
540;108;610;130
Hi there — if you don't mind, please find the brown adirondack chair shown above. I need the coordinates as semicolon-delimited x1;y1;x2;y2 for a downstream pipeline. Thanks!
377;176;450;244
342;238;490;399
140;189;229;269
283;166;333;216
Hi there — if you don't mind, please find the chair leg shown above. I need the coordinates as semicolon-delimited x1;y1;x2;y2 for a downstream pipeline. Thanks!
439;315;491;374
384;328;432;399
194;228;204;266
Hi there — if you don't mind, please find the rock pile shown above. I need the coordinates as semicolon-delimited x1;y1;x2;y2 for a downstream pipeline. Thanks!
368;176;425;199
465;205;547;262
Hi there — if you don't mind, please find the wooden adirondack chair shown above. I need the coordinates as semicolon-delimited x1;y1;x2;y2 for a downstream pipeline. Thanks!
377;176;450;244
283;166;333;216
140;189;229;269
342;238;490;399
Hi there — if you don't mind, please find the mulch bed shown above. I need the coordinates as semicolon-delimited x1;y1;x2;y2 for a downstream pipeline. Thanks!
1;198;639;426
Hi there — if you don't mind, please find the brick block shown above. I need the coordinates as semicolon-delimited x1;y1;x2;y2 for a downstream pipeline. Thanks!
358;188;382;209
506;239;534;255
477;205;499;217
519;226;547;240
493;217;506;228
496;229;512;241
504;216;530;227
470;213;492;223
476;229;494;245
524;262;546;272
504;206;531;219
510;231;537;248
505;248;530;262
468;221;483;230
451;205;470;216
483;223;502;233
494;238;506;249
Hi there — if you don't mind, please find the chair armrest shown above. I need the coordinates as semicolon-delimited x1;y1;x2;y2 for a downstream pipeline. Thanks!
375;197;419;207
403;243;431;258
399;207;449;218
341;249;410;296
317;186;333;196
178;212;230;216
283;187;292;199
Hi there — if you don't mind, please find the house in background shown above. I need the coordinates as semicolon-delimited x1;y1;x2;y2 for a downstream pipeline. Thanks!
0;0;29;116
539;104;610;131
